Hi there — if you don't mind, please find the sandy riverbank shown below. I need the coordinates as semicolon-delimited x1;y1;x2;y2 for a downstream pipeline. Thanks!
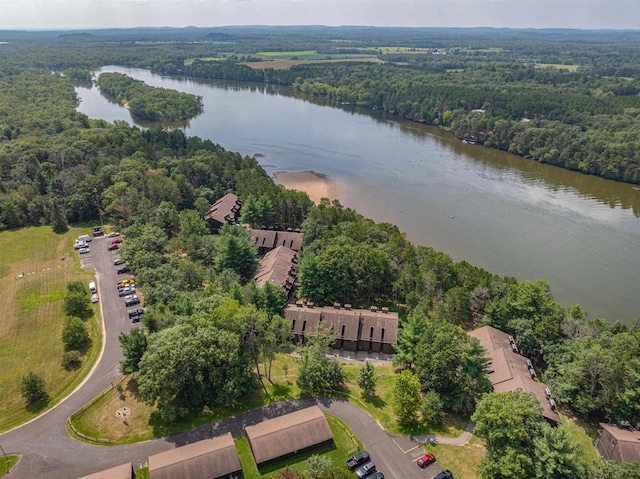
274;170;343;205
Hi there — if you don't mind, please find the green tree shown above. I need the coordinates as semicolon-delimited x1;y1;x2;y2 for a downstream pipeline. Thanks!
215;224;258;280
392;369;421;425
61;350;83;370
50;197;68;233
532;425;590;479
297;326;345;394
63;290;91;319
136;320;254;420
119;329;148;374
61;316;90;352
472;391;545;479
420;390;445;426
20;372;48;406
305;454;333;479
392;311;427;369
356;361;377;397
256;281;288;318
596;460;640;479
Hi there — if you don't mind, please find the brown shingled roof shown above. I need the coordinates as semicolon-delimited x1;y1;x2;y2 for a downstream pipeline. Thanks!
205;193;240;225
598;423;640;463
149;433;241;479
253;246;297;289
285;306;322;335
359;310;399;344
250;229;278;249
468;325;561;424
276;231;303;251
321;309;361;341
245;406;333;465
78;463;133;479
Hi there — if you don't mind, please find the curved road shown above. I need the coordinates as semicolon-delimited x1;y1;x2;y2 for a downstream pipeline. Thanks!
1;236;445;479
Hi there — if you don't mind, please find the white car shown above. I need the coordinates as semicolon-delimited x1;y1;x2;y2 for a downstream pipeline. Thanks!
78;247;91;254
74;241;87;250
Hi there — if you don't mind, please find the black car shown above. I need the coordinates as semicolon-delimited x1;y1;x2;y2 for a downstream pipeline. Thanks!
116;266;130;274
346;451;370;470
434;471;454;479
364;473;384;479
124;295;140;307
355;462;375;479
128;308;144;322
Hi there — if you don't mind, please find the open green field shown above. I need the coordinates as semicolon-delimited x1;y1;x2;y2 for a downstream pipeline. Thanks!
534;63;580;71
376;46;432;54
0;226;102;432
256;50;376;60
184;57;227;66
240;57;383;70
430;436;485;479
71;353;466;443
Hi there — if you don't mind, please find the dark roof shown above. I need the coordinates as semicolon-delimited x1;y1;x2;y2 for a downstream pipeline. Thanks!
320;309;361;342
253;246;297;289
249;229;303;252
205;193;241;225
78;463;133;479
598;423;640;463
149;433;241;479
275;231;303;251
286;306;322;335
245;406;333;465
251;229;278;249
359;310;399;344
468;326;561;424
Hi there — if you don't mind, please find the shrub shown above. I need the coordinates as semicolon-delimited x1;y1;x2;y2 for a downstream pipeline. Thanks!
61;350;83;370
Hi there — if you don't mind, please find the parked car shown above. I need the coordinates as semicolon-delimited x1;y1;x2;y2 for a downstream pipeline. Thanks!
107;243;119;251
119;286;136;297
77;234;91;243
128;308;144;323
417;453;436;468
347;451;370;470
433;471;453;479
111;237;123;244
92;227;104;237
107;232;120;238
116;266;130;274
74;241;87;250
124;295;140;307
364;473;384;479
113;258;124;265
78;247;90;254
355;462;376;479
91;293;99;303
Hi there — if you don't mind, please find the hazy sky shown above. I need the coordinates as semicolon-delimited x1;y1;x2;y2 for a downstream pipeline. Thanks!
0;0;638;30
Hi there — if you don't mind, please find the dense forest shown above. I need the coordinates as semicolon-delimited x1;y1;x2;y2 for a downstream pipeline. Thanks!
97;72;203;121
0;29;639;479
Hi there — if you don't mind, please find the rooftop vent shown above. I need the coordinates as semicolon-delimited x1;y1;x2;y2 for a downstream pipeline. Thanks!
306;301;314;309
344;304;352;310
620;421;632;430
526;359;533;367
287;227;293;232
545;387;552;398
370;306;378;312
381;307;389;313
294;228;301;233
549;398;557;410
529;368;537;378
296;301;303;308
511;343;518;353
333;302;341;309
509;335;515;342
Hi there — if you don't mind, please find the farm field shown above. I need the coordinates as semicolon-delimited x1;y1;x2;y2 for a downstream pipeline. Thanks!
534;63;580;71
0;226;102;432
239;57;383;70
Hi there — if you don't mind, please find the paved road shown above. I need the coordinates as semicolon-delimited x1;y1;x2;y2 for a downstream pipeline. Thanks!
0;236;445;479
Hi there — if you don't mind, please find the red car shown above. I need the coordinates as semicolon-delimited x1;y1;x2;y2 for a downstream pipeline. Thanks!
417;453;436;468
107;243;119;251
111;238;123;244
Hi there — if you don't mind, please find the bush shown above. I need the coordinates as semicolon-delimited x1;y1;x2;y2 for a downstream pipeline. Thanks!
61;350;83;370
20;372;48;406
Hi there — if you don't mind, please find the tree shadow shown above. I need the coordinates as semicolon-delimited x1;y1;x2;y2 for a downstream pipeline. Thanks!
25;395;50;414
271;381;293;399
362;394;386;409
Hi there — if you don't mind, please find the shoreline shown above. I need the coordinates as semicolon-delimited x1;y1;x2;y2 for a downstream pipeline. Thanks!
274;170;343;205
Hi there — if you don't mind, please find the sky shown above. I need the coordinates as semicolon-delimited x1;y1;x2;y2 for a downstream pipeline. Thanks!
0;0;639;30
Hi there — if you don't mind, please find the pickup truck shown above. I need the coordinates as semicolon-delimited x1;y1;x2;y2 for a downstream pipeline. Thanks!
346;451;370;470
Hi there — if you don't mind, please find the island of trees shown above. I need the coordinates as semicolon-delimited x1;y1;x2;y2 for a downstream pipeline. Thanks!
97;72;203;122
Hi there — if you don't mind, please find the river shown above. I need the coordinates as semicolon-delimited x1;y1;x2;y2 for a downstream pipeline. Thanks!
75;66;640;323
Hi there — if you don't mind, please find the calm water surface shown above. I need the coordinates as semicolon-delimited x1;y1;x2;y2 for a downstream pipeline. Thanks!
76;66;640;322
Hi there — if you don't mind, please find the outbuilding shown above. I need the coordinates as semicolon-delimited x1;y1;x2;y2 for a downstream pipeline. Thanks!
149;433;242;479
77;463;134;479
245;406;333;466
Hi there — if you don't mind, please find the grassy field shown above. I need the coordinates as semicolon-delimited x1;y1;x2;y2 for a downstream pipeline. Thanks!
240;58;382;70
0;455;19;478
71;354;467;444
559;412;600;470
0;226;102;432
430;436;485;479
183;57;227;65
534;63;580;71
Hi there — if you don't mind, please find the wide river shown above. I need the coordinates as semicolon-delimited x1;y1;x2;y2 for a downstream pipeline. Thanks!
76;66;640;322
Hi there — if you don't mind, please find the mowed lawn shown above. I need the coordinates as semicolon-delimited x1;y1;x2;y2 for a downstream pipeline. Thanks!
0;226;102;432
